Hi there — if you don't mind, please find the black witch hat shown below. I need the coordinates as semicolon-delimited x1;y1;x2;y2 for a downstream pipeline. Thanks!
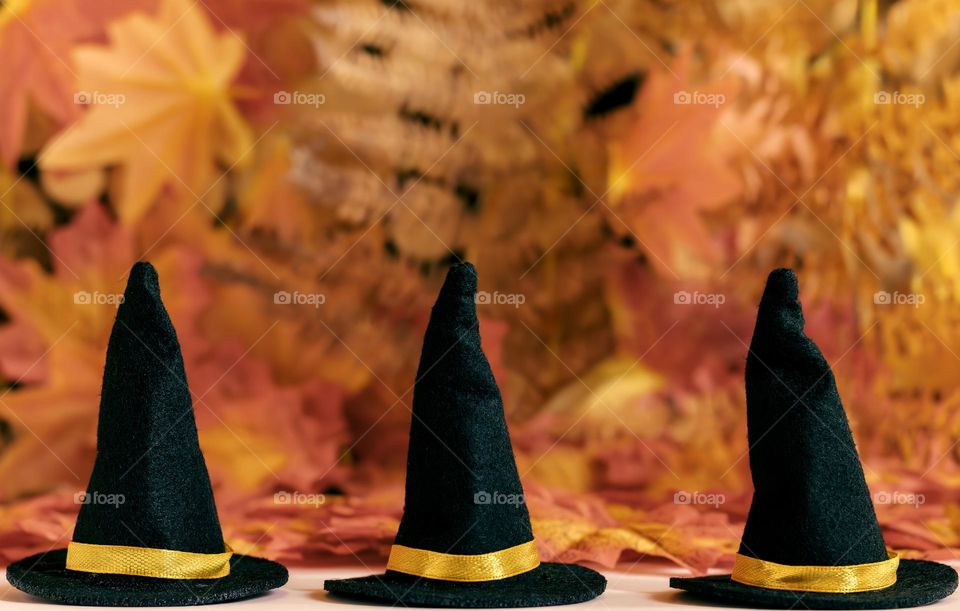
6;262;287;606
670;269;957;609
324;262;606;607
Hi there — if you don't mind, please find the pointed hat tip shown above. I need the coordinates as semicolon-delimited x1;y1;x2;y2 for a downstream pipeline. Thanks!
762;268;799;303
755;268;805;337
441;261;478;295
125;261;161;299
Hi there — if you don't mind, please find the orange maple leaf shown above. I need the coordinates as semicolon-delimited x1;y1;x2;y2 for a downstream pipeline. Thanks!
608;50;743;276
201;0;308;34
0;0;150;166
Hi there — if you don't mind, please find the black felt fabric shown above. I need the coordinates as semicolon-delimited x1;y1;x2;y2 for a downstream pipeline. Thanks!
74;261;223;553
325;562;606;608
395;262;531;555
670;560;958;610
740;268;885;566
325;262;606;607
7;550;288;607
670;269;957;608
6;261;288;606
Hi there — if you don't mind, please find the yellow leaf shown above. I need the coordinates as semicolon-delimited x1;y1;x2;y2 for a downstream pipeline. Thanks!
40;0;252;224
537;355;665;442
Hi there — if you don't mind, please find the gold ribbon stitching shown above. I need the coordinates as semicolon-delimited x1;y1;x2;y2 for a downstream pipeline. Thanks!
66;541;233;579
386;540;540;582
731;551;900;593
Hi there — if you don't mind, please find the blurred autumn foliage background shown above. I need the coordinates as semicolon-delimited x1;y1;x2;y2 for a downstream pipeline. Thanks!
2;0;960;574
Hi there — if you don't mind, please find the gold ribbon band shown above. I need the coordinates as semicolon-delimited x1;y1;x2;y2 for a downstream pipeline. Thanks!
731;552;900;593
386;540;540;582
66;541;232;579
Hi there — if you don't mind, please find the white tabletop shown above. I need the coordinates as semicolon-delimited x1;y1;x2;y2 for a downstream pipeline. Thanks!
1;566;957;609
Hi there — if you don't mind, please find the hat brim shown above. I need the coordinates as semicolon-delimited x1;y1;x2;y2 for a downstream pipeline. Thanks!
670;559;957;609
6;548;288;606
324;562;606;608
